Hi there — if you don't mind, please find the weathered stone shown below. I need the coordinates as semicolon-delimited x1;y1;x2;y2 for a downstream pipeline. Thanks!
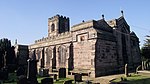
28;14;141;77
125;64;128;77
74;73;82;82
27;59;38;84
39;68;49;77
59;68;66;78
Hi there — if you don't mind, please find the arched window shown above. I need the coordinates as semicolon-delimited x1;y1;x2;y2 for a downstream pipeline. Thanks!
51;24;55;32
36;50;41;60
58;46;66;67
45;48;52;68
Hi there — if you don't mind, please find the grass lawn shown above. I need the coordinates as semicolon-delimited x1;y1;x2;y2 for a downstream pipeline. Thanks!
3;73;17;84
54;78;73;84
2;73;74;84
111;74;150;84
37;76;74;84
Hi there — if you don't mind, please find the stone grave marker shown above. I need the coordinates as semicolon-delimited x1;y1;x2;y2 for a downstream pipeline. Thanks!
27;59;38;84
39;68;49;77
74;73;82;83
125;64;128;77
59;68;66;78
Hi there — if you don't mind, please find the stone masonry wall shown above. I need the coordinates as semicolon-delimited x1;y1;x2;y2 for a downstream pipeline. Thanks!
95;39;117;77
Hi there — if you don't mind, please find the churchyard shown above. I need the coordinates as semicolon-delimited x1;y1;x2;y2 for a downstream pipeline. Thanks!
0;58;150;84
1;70;150;84
110;72;150;84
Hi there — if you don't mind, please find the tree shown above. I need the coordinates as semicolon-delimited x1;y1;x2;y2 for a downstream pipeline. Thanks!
141;35;150;70
0;38;11;68
143;35;150;47
141;35;150;59
0;38;16;71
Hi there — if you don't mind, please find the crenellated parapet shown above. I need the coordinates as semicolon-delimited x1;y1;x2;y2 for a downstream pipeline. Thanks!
48;14;69;21
35;31;72;43
48;14;60;20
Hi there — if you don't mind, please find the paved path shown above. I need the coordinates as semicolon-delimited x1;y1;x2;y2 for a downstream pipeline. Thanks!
68;74;126;84
91;71;150;84
68;71;150;84
137;70;150;76
138;70;150;73
88;74;125;84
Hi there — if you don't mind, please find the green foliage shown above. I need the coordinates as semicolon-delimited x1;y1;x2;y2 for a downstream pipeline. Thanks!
143;35;150;47
0;38;16;71
0;38;11;50
141;35;150;59
141;47;150;59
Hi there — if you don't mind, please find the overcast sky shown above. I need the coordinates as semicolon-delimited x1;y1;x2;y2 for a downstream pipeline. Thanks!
0;0;150;47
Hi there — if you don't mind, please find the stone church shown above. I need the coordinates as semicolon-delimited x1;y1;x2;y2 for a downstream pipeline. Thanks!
28;12;141;77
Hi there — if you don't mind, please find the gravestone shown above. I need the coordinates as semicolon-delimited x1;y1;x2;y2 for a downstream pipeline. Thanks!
27;59;38;84
17;67;25;76
136;65;141;74
43;69;49;76
53;74;57;80
74;73;82;82
41;78;53;84
17;75;27;84
59;68;66;78
125;64;128;77
39;68;49;77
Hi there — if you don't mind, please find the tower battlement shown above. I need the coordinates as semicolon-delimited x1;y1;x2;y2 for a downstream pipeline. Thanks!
48;15;70;37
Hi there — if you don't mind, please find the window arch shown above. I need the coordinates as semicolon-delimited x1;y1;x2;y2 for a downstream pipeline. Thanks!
51;23;55;32
58;45;66;67
45;48;52;68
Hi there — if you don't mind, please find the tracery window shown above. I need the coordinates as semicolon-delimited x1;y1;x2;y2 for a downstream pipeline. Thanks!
45;48;52;67
36;50;41;60
58;46;66;66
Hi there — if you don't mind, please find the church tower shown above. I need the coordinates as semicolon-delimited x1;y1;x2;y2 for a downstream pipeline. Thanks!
48;15;70;37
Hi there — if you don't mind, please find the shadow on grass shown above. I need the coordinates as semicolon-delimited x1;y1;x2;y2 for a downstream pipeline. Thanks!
54;78;74;84
110;77;150;84
127;78;150;84
3;73;17;84
37;76;74;84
